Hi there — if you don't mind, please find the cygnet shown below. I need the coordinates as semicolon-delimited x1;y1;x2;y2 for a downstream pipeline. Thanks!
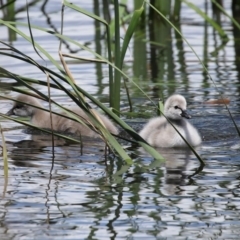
6;94;119;138
139;94;201;148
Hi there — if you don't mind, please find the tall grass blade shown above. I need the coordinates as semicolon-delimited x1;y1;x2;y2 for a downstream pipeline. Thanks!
0;0;16;11
181;0;229;42
1;71;133;163
0;123;8;197
26;0;44;61
146;1;238;159
59;2;77;85
26;2;56;153
0;20;164;161
0;124;8;179
63;0;108;25
113;164;131;177
112;0;121;114
63;0;114;107
0;113;81;143
74;84;165;162
158;100;164;116
173;0;181;20
211;0;240;30
120;5;144;68
0;21;155;108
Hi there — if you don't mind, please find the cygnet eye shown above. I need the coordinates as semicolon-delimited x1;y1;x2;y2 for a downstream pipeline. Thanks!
15;104;23;109
174;106;178;109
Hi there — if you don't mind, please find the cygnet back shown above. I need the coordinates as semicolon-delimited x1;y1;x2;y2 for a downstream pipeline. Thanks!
7;94;119;138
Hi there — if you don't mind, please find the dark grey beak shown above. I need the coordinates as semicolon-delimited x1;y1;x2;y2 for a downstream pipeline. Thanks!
6;108;14;116
181;110;191;119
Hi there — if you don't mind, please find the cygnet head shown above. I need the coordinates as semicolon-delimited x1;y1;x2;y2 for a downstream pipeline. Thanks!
164;94;191;120
6;94;42;117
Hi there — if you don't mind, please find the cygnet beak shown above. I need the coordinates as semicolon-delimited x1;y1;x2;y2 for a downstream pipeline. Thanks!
181;110;191;119
6;108;14;116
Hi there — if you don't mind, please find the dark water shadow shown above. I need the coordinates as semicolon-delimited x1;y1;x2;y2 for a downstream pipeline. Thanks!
8;129;109;168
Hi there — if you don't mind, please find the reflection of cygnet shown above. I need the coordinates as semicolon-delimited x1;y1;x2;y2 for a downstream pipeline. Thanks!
7;94;119;138
139;94;201;148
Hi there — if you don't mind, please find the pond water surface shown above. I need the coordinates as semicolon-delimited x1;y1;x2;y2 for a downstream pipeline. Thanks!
1;1;240;239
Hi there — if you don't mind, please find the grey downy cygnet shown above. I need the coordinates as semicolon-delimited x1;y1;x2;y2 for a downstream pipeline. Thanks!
6;94;119;138
139;94;201;148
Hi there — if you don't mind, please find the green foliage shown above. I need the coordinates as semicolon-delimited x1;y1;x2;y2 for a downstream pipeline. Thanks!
182;0;229;42
5;0;238;171
0;124;8;178
0;12;165;164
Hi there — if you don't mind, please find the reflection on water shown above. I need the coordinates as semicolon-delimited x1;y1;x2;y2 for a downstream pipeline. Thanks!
10;132;109;167
1;119;240;239
138;147;199;195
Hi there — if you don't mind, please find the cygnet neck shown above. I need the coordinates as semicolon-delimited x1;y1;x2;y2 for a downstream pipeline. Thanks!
169;118;186;127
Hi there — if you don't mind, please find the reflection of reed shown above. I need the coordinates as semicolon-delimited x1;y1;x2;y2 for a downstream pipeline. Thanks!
9;133;108;168
14;134;66;148
40;0;81;54
78;147;200;237
139;147;199;196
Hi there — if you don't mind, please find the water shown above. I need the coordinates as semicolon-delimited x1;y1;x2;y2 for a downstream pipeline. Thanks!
1;0;240;239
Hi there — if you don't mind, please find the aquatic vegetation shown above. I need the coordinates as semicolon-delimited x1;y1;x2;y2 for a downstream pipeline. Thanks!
1;0;239;169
